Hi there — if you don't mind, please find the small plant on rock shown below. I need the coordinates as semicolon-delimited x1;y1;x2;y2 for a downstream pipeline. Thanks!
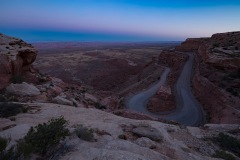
0;136;15;160
213;150;236;160
118;134;127;140
0;137;8;153
0;102;25;118
75;125;94;142
12;74;24;84
211;133;240;157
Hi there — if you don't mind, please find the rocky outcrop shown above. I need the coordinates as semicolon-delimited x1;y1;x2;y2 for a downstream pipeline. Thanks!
175;38;209;52
147;85;175;112
0;33;37;90
147;51;187;112
177;31;240;124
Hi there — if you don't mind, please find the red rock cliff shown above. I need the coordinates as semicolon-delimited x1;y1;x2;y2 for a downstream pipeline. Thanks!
177;31;240;124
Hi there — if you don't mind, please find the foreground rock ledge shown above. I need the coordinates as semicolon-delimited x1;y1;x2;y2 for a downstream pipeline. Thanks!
1;103;239;160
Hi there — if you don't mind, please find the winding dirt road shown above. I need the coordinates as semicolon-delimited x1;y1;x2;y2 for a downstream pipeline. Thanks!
127;53;205;126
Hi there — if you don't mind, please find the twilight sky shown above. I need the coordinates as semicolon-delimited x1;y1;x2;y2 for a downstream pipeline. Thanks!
0;0;240;42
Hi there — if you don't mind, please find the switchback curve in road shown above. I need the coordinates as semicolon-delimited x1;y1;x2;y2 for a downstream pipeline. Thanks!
126;53;205;126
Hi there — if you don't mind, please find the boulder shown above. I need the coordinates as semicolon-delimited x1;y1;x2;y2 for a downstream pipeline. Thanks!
134;137;157;148
6;82;41;96
132;126;163;142
84;93;98;103
52;96;73;106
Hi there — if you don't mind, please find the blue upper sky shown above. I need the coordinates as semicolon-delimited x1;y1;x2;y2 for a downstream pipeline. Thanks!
0;0;239;42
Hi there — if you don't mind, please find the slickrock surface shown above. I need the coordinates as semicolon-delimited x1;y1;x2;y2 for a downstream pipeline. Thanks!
1;102;239;160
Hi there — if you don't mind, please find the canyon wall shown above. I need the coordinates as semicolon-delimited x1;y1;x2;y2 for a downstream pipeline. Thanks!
177;31;240;124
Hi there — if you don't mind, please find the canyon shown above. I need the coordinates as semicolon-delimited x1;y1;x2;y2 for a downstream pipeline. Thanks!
0;32;240;159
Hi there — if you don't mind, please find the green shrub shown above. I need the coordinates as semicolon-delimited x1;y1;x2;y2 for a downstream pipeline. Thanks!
24;116;69;155
213;150;236;160
14;140;34;158
0;137;8;153
212;133;240;157
12;74;24;84
0;147;15;160
0;95;6;102
213;43;220;48
0;137;15;160
118;134;127;140
1;117;69;159
75;125;94;141
0;102;25;118
95;103;106;110
226;88;239;97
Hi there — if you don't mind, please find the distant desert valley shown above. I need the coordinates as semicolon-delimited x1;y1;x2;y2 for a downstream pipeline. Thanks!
0;32;240;159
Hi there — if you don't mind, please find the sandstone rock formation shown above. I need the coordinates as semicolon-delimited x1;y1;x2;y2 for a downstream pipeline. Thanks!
0;33;37;90
176;31;240;124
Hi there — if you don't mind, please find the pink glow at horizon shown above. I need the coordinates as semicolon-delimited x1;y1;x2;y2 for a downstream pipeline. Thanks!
0;0;240;41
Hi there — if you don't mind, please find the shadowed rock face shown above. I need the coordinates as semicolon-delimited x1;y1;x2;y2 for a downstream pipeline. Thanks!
0;33;37;90
175;38;209;52
176;31;240;124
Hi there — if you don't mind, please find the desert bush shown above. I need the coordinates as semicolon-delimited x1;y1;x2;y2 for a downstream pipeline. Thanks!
0;137;15;160
0;95;6;102
0;117;69;159
24;116;69;155
213;150;236;160
226;88;239;96
211;133;240;157
75;125;94;141
118;134;127;140
0;137;8;153
95;103;106;110
213;43;220;48
0;102;25;118
12;74;24;84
